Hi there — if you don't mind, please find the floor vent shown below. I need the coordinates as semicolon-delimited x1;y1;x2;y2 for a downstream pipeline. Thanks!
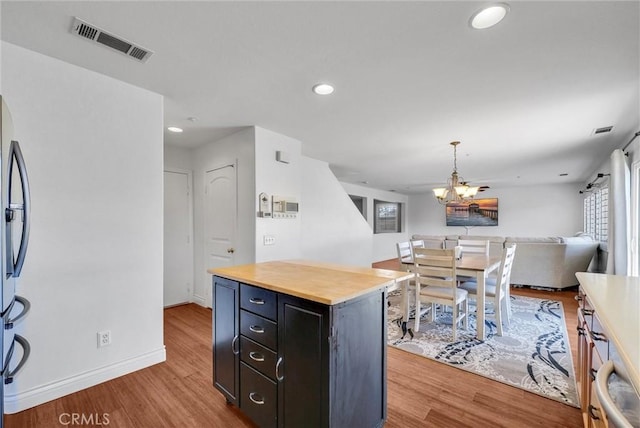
71;17;153;63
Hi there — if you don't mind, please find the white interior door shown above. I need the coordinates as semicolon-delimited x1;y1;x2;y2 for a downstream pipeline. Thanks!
163;169;193;307
204;164;237;307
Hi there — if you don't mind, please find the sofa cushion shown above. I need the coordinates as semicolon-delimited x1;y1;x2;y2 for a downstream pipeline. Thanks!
505;236;561;244
458;235;505;244
560;236;595;244
412;235;447;241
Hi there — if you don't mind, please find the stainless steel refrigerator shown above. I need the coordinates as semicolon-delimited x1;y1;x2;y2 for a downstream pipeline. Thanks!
0;96;31;426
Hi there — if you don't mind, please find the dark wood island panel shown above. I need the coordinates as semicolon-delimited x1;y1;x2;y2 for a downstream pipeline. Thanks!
209;260;411;428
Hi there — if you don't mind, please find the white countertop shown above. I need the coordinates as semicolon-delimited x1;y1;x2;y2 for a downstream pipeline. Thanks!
576;272;640;395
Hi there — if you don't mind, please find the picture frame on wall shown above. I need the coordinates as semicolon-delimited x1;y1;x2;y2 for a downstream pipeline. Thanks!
446;198;498;226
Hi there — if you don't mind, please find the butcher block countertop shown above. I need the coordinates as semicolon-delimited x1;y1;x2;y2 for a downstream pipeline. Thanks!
576;272;640;395
208;259;412;305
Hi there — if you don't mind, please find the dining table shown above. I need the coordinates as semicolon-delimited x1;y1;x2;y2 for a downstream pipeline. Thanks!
400;253;502;341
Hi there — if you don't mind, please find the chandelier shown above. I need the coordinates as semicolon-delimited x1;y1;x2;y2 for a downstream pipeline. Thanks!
432;141;480;205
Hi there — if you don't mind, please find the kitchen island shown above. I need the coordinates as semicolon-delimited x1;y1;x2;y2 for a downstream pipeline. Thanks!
208;260;412;428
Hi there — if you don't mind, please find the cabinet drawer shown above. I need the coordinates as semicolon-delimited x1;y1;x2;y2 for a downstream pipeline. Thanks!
241;310;277;350
240;336;277;380
240;362;277;428
241;284;277;320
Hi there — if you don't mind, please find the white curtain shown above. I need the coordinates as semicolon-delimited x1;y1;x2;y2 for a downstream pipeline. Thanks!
606;149;631;275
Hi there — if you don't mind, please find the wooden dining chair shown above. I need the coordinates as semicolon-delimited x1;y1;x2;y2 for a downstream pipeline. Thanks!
409;239;425;257
459;244;517;336
456;239;490;283
396;241;412;265
458;239;490;256
413;247;468;341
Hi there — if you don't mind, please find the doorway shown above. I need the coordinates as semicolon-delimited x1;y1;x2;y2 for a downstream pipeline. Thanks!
163;169;193;307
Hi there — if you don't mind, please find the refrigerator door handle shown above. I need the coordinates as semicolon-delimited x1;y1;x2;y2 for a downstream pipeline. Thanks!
3;295;31;329
7;140;30;277
3;334;30;385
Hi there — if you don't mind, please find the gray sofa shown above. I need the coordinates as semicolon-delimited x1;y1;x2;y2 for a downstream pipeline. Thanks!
411;234;598;289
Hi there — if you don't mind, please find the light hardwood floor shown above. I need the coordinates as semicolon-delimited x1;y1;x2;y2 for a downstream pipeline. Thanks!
5;260;583;427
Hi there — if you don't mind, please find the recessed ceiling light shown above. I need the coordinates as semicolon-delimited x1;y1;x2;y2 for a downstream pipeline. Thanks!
312;83;334;95
470;3;510;29
167;126;183;133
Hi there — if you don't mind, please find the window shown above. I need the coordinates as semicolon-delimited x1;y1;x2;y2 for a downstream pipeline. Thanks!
583;187;608;243
374;200;401;233
349;195;367;219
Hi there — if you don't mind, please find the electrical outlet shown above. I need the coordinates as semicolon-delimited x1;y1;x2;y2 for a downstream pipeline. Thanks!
97;330;111;348
263;235;275;246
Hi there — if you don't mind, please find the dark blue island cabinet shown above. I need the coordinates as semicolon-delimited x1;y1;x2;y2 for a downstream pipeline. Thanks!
210;260;410;428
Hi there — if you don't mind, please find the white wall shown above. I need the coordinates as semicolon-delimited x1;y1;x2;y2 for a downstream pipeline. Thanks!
254;127;302;262
340;182;410;262
164;145;193;171
192;128;255;306
301;159;373;267
2;42;165;411
408;183;584;239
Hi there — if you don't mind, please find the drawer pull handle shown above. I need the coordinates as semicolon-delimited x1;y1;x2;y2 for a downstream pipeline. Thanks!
249;325;264;334
249;298;265;305
590;331;607;342
249;392;264;405
576;326;585;336
275;356;284;381
582;308;594;316
231;335;239;355
595;360;635;428
588;404;601;421
249;352;265;362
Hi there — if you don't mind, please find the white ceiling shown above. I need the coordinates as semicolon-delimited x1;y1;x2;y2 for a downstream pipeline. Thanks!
2;1;639;193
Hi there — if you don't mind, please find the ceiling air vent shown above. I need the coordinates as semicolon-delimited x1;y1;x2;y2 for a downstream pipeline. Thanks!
593;126;614;135
71;17;153;63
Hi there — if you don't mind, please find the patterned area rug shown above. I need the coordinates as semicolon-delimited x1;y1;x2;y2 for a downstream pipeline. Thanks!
387;291;579;407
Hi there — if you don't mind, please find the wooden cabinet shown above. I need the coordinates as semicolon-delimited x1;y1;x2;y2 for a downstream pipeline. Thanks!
577;288;607;428
277;294;329;427
212;275;387;428
213;276;240;406
576;287;614;428
575;273;640;428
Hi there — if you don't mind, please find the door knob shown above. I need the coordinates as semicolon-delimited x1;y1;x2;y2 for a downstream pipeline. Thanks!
227;248;235;254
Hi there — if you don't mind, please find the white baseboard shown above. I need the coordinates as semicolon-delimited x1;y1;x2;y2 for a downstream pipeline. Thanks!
4;347;166;414
192;293;207;307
